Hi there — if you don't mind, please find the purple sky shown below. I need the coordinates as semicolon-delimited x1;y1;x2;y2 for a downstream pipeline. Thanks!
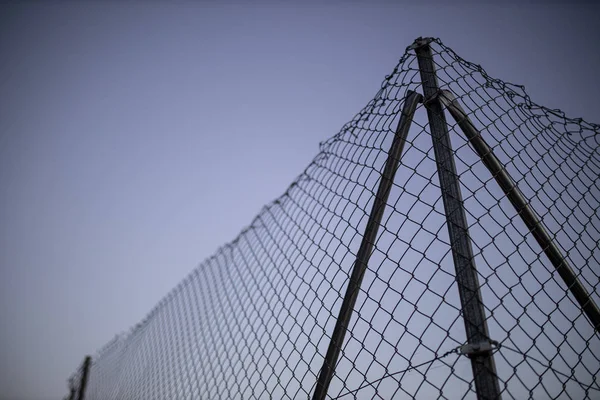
1;2;598;399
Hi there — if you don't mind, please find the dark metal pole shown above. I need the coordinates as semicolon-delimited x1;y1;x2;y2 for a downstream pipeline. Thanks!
438;89;600;332
413;37;502;400
311;90;423;400
76;356;92;400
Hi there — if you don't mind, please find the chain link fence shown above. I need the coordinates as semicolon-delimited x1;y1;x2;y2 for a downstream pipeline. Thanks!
65;37;600;399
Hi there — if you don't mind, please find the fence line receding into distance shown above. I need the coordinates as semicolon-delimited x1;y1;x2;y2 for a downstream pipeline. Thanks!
65;37;600;400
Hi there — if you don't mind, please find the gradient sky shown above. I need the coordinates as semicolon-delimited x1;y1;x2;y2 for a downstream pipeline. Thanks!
1;2;599;399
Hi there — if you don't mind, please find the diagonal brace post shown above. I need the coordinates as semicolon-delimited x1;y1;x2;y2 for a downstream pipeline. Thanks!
311;90;423;400
438;89;600;332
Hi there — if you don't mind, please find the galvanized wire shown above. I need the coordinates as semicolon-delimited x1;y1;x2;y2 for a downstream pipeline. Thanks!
65;37;600;399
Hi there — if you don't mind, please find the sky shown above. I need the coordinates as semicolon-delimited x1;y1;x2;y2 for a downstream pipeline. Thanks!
1;1;599;399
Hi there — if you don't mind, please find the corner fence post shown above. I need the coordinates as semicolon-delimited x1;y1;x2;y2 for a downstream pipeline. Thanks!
77;356;92;400
412;37;502;399
311;90;423;400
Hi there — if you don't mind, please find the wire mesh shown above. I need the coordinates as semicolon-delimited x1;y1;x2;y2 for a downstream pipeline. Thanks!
65;37;600;399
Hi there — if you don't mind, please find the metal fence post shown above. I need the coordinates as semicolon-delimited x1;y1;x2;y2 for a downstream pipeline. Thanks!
412;37;502;400
312;90;423;400
438;89;600;332
77;356;91;400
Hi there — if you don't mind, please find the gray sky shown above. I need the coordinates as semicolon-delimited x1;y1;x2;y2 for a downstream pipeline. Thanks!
1;2;599;399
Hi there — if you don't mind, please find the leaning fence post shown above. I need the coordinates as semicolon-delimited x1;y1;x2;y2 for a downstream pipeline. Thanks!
412;37;502;400
438;89;600;332
311;90;423;400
